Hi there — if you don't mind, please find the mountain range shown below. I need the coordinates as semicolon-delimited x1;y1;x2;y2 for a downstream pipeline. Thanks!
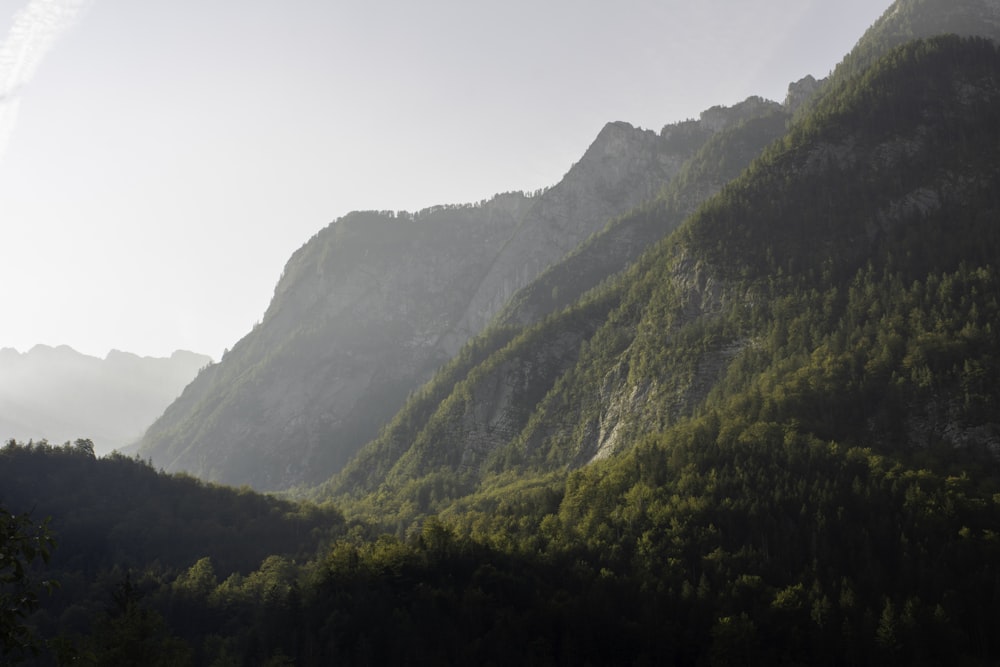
0;346;210;455
4;0;1000;663
137;96;785;489
138;0;1000;497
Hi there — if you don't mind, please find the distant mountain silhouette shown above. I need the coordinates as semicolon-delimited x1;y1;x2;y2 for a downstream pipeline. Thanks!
0;345;210;454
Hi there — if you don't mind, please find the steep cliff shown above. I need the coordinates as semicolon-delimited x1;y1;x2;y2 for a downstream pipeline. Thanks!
139;197;529;489
497;97;787;329
436;120;685;356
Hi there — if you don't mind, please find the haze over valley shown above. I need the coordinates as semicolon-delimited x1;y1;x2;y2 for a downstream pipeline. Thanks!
0;345;209;455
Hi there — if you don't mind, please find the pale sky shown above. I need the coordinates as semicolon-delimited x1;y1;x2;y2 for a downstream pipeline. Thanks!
0;0;893;361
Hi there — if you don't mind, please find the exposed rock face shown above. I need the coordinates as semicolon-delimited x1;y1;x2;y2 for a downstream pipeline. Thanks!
327;99;794;500
436;121;688;357
442;100;787;353
0;346;209;454
784;75;825;113
498;98;789;330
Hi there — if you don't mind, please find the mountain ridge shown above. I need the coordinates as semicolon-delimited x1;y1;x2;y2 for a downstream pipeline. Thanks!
8;2;1000;663
0;345;210;454
319;34;1000;529
139;97;793;490
141;0;1000;496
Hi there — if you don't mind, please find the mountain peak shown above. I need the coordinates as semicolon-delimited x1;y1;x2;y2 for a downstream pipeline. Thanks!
784;74;825;112
27;344;85;359
697;97;783;133
845;0;1000;75
582;121;659;162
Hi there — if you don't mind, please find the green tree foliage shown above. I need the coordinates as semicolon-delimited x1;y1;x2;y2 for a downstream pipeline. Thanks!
0;504;56;663
76;573;191;667
0;440;345;577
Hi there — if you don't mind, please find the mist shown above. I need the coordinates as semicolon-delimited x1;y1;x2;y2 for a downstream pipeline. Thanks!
0;345;210;454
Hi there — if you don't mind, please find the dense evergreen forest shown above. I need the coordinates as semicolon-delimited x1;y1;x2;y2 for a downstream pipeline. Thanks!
4;33;1000;667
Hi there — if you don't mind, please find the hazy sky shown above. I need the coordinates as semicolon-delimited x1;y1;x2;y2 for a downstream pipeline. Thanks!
0;0;893;360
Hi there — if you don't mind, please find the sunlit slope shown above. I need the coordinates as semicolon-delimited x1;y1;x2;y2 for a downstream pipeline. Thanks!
325;37;1000;527
322;101;794;503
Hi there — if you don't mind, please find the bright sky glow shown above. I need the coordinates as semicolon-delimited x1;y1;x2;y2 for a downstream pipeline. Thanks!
0;0;893;360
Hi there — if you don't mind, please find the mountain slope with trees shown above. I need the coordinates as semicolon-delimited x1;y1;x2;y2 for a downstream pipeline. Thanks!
321;33;1000;526
142;0;1000;496
138;96;791;491
6;1;1000;664
320;100;792;506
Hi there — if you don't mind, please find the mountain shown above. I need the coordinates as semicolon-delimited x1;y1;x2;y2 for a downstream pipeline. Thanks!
140;0;1000;495
295;34;1000;663
851;0;1000;65
324;100;793;501
0;346;210;454
8;2;1000;664
795;0;1000;119
496;97;788;330
138;97;786;490
323;32;1000;520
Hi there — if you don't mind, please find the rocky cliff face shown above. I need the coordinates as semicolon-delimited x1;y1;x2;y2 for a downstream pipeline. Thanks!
784;75;825;113
325;98;792;501
497;97;788;329
435;121;687;357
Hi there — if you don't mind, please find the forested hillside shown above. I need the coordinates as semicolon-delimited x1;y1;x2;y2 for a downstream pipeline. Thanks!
5;1;1000;664
317;100;792;507
137;96;793;493
321;36;1000;527
137;1;1000;498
